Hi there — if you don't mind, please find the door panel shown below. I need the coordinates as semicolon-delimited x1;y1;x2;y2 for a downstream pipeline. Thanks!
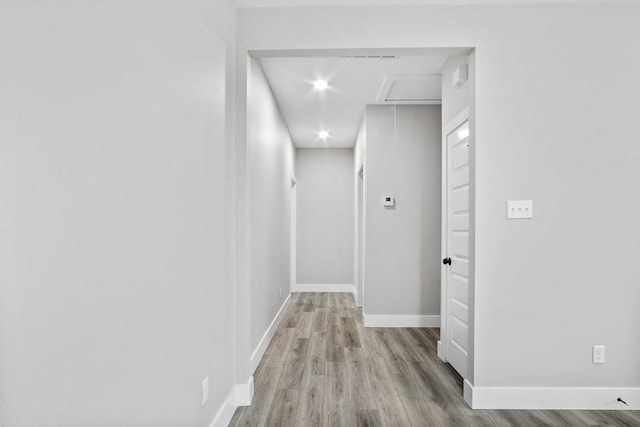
452;186;469;213
452;316;469;349
450;297;469;324
451;165;469;189
452;140;469;169
452;231;469;258
450;213;469;231
450;275;469;306
451;258;469;278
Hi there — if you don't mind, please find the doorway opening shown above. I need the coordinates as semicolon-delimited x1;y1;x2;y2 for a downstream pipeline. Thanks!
248;47;475;402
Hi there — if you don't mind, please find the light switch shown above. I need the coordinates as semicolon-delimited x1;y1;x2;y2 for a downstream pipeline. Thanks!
383;196;395;207
507;200;533;219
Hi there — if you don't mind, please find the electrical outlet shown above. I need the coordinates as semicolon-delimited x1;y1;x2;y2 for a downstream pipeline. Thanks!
593;345;605;364
202;377;209;405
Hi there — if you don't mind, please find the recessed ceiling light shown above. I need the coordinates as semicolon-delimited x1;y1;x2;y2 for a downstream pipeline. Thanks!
312;80;329;90
318;131;330;139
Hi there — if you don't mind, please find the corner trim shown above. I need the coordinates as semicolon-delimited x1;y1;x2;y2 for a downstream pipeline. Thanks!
208;376;254;427
235;376;255;407
250;293;292;374
362;312;440;328
464;380;640;410
292;283;356;298
437;340;446;361
463;379;474;407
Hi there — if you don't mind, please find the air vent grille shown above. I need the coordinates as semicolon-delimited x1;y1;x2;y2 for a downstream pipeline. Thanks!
340;55;398;59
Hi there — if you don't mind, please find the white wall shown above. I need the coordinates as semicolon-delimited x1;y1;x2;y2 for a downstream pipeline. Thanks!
296;148;354;285
247;58;295;352
364;105;442;316
442;55;471;125
0;0;236;425
237;3;640;400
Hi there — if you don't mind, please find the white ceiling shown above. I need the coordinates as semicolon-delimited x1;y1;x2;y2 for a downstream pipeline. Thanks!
238;0;639;7
258;55;450;148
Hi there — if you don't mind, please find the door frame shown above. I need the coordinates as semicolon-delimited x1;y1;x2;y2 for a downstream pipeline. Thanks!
290;175;297;294
438;107;470;366
240;47;475;401
355;164;365;308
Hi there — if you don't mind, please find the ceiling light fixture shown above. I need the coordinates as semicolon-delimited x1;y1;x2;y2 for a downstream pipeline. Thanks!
318;131;330;139
312;80;329;90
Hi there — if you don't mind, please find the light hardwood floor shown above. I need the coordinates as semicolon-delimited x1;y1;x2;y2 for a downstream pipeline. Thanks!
229;293;640;426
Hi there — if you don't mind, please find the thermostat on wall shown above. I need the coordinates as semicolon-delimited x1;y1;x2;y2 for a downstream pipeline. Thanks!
383;196;395;207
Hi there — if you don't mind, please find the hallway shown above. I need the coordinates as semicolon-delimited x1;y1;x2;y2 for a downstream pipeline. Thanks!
229;293;639;426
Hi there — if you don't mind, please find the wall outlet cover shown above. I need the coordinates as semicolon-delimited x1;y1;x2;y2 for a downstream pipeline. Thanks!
593;345;605;364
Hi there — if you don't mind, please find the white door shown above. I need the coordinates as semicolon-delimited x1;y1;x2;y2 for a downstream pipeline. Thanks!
444;120;470;378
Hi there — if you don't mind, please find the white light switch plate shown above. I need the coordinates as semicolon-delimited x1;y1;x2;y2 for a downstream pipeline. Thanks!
507;200;533;219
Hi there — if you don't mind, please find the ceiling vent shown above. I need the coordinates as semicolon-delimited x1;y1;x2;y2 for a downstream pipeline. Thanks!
338;55;398;59
376;74;442;105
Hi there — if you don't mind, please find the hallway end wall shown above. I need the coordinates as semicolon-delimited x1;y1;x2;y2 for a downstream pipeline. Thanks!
296;148;355;287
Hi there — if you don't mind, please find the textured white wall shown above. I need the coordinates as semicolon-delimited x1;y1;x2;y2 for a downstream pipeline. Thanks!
363;105;442;316
237;4;640;390
247;58;295;351
0;0;236;425
296;148;355;285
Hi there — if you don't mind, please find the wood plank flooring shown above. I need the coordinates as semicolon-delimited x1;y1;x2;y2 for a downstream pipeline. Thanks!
230;293;640;426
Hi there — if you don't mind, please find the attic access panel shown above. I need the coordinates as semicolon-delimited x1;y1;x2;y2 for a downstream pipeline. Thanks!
376;74;442;105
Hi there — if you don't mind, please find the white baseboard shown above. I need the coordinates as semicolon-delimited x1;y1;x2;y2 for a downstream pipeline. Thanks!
464;378;640;410
250;293;291;375
363;312;440;328
209;377;254;427
211;292;290;426
292;283;356;296
235;376;254;407
209;386;237;427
